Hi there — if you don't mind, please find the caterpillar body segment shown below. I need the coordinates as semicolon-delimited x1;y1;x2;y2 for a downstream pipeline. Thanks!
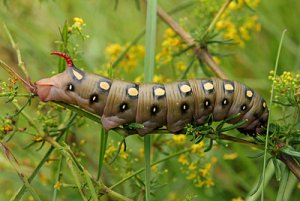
35;52;269;136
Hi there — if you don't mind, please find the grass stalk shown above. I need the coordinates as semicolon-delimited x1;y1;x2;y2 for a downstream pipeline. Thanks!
261;29;287;201
143;0;157;200
97;127;108;180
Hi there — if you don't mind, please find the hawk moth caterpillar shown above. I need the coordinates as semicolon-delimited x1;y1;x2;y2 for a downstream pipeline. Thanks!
35;52;269;136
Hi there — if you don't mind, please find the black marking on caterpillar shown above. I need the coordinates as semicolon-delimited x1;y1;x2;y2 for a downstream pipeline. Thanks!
35;52;269;136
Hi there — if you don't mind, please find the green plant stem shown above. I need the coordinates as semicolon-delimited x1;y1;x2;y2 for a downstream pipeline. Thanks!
45;136;133;201
12;101;41;134
10;114;77;201
52;155;64;201
144;0;157;200
97;127;108;180
3;23;30;81
261;29;287;201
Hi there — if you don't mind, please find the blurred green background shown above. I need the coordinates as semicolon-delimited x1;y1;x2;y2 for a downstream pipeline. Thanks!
0;0;300;200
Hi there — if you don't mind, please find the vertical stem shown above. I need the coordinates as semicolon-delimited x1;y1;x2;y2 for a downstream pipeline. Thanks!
97;127;108;180
261;29;287;200
144;0;157;200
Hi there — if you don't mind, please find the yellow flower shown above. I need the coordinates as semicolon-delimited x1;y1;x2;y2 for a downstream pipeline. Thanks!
172;134;187;144
152;75;170;83
175;61;187;71
223;153;238;160
199;163;212;177
186;173;197;180
204;177;214;187
73;17;85;29
232;196;244;201
105;44;123;56
164;28;176;38
151;164;158;172
178;154;189;165
120;152;128;159
188;162;196;171
191;141;204;154
138;148;144;158
54;181;63;190
134;75;144;83
39;173;49;185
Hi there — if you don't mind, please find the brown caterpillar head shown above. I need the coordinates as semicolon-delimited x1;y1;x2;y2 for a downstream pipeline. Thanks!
36;52;79;103
35;52;109;113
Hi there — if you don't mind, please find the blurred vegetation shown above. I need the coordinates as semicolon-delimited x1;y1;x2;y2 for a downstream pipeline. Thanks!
0;0;300;201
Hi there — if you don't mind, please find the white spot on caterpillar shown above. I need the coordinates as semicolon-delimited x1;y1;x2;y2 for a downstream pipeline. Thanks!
127;87;139;97
72;69;83;80
246;90;253;98
222;99;228;105
99;81;110;90
263;102;266;109
180;84;191;93
68;84;74;91
224;83;234;91
203;82;214;91
154;88;165;96
204;100;210;107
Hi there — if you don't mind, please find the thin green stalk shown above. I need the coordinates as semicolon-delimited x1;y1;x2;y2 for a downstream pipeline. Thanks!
52;155;64;201
109;148;191;189
11;114;77;201
1;143;41;201
276;166;289;201
261;29;287;201
97;127;108;180
3;23;30;81
66;157;88;201
144;1;157;200
12;101;40;134
83;169;98;201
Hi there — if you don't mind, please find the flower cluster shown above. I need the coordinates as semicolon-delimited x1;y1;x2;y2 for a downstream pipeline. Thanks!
69;17;86;31
104;140;129;161
0;115;14;138
173;137;216;188
269;71;300;106
104;43;145;72
68;17;89;41
156;28;187;65
216;0;261;47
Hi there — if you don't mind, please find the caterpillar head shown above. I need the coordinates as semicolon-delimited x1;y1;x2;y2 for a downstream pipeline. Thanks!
36;52;79;103
35;52;109;114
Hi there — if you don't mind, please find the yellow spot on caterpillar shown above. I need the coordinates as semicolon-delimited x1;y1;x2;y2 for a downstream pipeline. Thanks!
246;90;253;98
180;84;191;93
263;102;266;109
203;82;214;91
154;88;165;96
72;69;83;80
99;81;110;90
224;83;234;91
128;87;139;96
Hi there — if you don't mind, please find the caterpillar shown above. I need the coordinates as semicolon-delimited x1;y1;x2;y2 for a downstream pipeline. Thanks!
35;52;269;136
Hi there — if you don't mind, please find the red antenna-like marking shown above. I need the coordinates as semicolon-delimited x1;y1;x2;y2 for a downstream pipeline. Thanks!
51;51;74;67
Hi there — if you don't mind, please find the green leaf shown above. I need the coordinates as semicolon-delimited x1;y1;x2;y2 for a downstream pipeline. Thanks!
280;147;300;158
